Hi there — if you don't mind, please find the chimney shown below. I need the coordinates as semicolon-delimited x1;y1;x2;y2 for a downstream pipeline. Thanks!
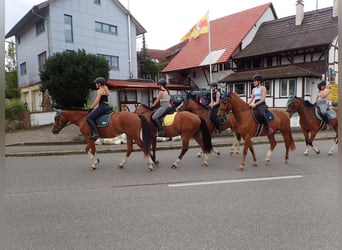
333;0;338;17
296;0;304;26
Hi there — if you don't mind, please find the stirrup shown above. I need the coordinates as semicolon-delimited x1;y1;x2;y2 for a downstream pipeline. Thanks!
89;134;99;140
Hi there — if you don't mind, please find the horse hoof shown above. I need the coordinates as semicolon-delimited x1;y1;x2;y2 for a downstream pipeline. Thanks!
328;152;333;156
155;160;160;166
253;163;258;167
148;166;153;171
316;150;320;155
217;152;221;156
196;154;201;158
202;162;208;167
238;167;244;171
171;165;177;169
91;165;97;170
117;165;124;169
283;160;289;164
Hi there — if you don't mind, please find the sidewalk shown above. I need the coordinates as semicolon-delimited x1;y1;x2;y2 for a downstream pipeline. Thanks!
5;124;335;157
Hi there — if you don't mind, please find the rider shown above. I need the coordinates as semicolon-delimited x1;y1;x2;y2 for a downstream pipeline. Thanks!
87;76;111;140
151;78;171;137
315;80;330;128
247;74;274;135
208;82;221;130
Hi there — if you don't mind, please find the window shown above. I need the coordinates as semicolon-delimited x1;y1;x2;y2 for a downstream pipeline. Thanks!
280;79;296;97
227;83;245;96
304;78;312;96
263;80;272;96
120;90;137;103
95;21;117;35
64;15;73;42
38;51;46;71
36;19;45;35
94;0;101;4
20;62;27;76
98;54;119;69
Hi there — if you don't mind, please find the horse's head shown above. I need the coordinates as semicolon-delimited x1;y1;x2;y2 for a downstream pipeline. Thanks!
134;103;151;115
52;109;67;134
285;96;298;118
217;92;232;118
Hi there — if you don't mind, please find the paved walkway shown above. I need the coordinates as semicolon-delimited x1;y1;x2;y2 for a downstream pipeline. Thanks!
5;124;336;157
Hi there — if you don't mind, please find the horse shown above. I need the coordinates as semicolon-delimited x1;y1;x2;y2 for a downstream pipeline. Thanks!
134;104;213;168
177;97;242;156
286;96;338;155
217;91;296;171
52;109;154;170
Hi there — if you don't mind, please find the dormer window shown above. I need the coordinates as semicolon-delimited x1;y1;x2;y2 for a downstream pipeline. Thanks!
36;19;45;36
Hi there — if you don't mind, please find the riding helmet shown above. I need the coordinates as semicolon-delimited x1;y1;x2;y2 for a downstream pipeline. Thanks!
94;77;106;85
252;74;263;82
157;78;167;85
209;82;218;87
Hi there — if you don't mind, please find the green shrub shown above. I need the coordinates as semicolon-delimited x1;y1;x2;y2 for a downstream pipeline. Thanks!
5;99;25;120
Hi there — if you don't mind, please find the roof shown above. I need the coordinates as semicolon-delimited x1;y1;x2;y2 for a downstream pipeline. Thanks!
163;3;275;73
5;0;146;38
218;65;322;83
107;79;191;90
234;6;337;59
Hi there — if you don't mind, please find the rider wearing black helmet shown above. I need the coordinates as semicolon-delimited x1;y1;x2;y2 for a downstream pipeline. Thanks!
208;82;221;130
315;80;330;128
248;74;274;135
151;78;171;137
87;77;111;140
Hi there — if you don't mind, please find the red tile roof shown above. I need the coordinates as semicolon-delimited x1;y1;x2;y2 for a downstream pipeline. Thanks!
163;3;274;73
107;79;191;90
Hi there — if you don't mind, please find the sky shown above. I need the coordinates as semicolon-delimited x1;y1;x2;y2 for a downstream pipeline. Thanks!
5;0;334;50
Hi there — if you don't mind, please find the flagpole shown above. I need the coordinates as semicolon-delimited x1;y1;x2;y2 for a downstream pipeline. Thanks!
207;11;212;84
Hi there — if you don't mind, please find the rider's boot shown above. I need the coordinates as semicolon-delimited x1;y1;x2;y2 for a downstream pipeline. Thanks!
155;119;165;137
87;119;100;140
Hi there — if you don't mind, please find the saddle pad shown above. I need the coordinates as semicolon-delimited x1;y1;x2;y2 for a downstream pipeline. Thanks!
314;108;336;120
252;109;275;123
96;112;113;127
163;112;177;126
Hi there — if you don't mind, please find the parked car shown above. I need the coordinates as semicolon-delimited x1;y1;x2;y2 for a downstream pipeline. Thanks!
170;94;187;107
188;89;211;106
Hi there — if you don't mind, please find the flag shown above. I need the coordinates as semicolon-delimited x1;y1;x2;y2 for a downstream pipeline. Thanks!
180;12;209;42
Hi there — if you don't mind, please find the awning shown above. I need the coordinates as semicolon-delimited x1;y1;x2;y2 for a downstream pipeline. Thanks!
218;65;322;83
107;79;191;90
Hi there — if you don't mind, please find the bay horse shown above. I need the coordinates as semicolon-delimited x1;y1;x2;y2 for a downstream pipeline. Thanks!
52;109;154;170
134;104;213;168
286;96;338;155
217;91;295;171
177;97;242;156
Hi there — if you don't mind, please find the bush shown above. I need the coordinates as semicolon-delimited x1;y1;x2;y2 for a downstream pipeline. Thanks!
5;99;25;120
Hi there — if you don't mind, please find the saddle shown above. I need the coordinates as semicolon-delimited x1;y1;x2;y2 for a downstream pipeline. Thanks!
314;107;336;121
252;108;274;124
152;106;178;127
95;111;114;127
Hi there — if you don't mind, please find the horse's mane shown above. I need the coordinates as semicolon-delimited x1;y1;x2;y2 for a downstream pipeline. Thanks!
295;96;315;107
187;96;208;108
136;103;150;110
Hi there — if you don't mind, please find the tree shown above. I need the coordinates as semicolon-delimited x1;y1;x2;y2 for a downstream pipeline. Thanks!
40;49;109;108
5;40;20;99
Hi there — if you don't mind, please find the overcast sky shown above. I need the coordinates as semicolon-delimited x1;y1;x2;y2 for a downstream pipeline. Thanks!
5;0;334;50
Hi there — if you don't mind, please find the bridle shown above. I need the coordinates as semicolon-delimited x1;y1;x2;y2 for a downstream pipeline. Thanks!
286;100;296;118
53;112;87;132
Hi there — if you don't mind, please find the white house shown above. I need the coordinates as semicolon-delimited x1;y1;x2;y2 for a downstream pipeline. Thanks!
5;0;146;112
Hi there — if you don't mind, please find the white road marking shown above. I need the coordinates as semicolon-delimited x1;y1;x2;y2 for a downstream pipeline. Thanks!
168;175;303;188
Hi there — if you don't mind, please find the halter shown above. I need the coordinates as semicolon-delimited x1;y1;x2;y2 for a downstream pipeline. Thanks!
286;96;296;118
53;111;87;132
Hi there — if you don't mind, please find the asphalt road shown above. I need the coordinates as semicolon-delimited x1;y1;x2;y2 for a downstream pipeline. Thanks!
4;141;338;250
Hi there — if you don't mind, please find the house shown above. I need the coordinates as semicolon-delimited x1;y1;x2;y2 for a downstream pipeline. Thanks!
219;2;338;108
5;0;146;112
162;3;277;90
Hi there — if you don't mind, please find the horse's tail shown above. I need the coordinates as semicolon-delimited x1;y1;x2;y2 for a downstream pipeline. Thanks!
139;115;152;157
199;117;213;153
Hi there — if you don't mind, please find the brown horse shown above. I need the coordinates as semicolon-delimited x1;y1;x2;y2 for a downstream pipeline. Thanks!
177;97;242;155
134;104;213;168
217;91;295;170
52;109;154;170
286;96;338;155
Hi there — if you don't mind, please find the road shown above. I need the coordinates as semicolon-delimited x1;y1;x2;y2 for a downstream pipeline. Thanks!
5;141;338;249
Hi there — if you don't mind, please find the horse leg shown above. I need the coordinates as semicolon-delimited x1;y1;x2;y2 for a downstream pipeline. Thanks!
117;136;133;169
265;135;277;164
239;138;253;171
86;141;99;170
171;137;189;169
198;147;220;158
248;143;257;167
308;131;320;154
132;136;155;171
302;130;311;156
230;136;241;155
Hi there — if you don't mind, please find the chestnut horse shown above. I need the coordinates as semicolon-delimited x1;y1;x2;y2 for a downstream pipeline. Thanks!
217;91;295;170
52;109;154;170
286;96;338;155
177;97;242;155
134;104;213;168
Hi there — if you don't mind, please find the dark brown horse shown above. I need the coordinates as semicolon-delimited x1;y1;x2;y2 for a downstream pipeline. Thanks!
217;91;295;170
177;98;242;155
286;96;338;155
134;104;213;168
52;109;154;170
